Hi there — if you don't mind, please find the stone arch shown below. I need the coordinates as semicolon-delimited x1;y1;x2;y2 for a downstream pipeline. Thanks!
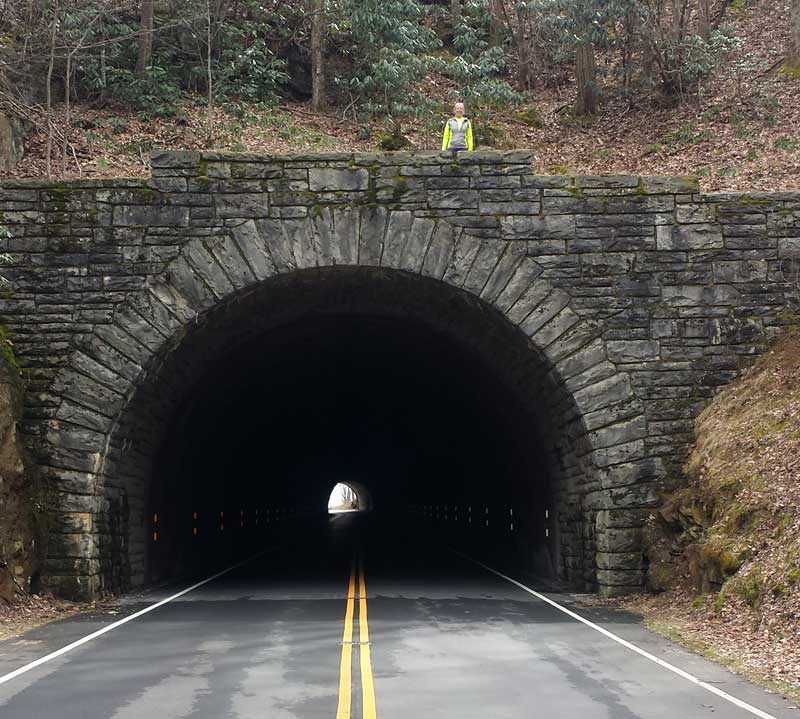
44;207;655;597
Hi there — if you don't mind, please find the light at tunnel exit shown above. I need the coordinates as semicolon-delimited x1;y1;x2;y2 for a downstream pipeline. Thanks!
328;482;370;514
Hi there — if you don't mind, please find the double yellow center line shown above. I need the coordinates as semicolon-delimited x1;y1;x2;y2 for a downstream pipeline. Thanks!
336;555;376;719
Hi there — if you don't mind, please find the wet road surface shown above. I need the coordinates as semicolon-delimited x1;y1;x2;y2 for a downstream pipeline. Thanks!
0;513;797;718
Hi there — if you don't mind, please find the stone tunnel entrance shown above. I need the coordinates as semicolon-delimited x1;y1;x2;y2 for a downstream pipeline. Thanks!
10;150;796;601
100;267;593;593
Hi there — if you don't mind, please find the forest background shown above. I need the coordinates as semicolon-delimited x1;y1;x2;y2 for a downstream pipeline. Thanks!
0;0;797;187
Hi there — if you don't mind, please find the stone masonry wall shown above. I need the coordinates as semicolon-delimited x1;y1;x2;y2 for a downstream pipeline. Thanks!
0;149;798;597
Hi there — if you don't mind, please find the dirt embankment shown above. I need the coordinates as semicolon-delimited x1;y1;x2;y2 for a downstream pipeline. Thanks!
0;354;40;604
627;330;800;698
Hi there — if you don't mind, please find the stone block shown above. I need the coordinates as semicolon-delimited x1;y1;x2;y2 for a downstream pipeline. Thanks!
590;416;648;450
575;175;639;189
214;193;269;218
463;241;506;295
656;223;723;250
712;259;768;283
150;150;201;168
592;439;647;467
519;290;571;337
479;201;539;215
524;176;570;189
427;177;470;190
380;210;413;268
55;400;112;433
596;569;644;587
230;220;278;279
205;234;257;288
778;237;800;257
501;214;574;240
595;508;649;530
113;205;189;227
471;175;521;189
282;217;318;270
182;241;236;297
428;190;479;209
606;339;660;363
309;168;368;192
443;233;482;287
596;552;642;571
479;241;526;303
640;176;699;193
420;221;459;280
530;306;580;348
358;206;387;266
573;373;634;414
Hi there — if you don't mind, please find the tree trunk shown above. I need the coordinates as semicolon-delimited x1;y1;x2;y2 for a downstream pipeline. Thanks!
489;0;503;46
45;0;58;179
790;0;800;66
514;6;531;90
206;0;214;146
698;0;711;40
451;0;461;30
575;42;598;116
311;0;325;112
136;0;154;77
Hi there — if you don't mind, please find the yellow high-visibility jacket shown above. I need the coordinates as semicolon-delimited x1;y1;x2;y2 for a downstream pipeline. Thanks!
441;117;474;151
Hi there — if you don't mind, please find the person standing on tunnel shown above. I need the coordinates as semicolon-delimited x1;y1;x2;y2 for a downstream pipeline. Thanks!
441;101;474;152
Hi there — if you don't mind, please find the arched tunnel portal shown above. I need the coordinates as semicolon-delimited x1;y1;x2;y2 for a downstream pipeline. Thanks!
120;267;584;588
45;214;657;599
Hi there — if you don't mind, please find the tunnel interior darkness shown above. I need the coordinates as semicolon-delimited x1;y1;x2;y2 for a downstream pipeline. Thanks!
100;267;594;591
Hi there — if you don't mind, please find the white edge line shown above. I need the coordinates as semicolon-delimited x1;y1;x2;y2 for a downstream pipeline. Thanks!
457;552;780;719
0;549;269;687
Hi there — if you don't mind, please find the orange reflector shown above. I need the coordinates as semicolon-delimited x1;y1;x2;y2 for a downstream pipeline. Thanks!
193;527;198;536
153;513;158;524
152;531;158;542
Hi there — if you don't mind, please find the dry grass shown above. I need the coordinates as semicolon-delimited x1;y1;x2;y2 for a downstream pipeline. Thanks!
611;330;800;701
0;594;84;641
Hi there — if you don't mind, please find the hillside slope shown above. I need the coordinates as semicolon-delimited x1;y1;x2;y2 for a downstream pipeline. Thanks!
0;0;797;190
626;330;800;698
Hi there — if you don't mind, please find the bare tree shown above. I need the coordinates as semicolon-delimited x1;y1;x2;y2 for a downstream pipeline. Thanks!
205;0;213;145
62;13;101;176
136;0;154;76
489;0;503;46
45;0;59;179
512;4;531;90
310;0;325;111
451;0;461;31
790;0;800;66
575;42;598;116
697;0;711;40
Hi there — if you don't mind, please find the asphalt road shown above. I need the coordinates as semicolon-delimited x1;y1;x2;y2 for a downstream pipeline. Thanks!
0;513;797;718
